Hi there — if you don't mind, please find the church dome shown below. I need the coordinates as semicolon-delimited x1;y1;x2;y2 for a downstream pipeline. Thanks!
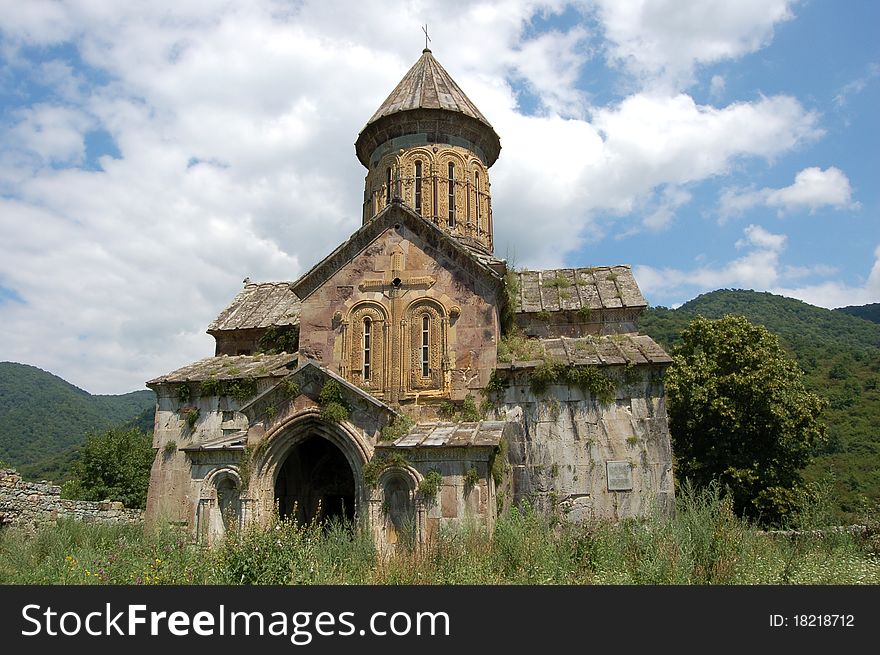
355;49;501;169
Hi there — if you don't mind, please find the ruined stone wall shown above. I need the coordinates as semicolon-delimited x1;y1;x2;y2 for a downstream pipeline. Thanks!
0;469;142;530
493;365;674;522
145;377;276;526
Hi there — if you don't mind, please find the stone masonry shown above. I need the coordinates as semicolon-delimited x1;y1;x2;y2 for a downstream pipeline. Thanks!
0;469;143;530
145;47;674;552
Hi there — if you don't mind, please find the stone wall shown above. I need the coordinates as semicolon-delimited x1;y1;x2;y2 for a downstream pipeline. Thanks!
494;365;674;522
0;469;143;530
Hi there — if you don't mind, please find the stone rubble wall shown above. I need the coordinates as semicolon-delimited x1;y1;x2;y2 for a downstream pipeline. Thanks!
0;468;143;529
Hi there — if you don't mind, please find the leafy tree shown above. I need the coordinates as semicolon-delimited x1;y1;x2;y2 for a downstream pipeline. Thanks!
665;314;827;527
62;427;155;509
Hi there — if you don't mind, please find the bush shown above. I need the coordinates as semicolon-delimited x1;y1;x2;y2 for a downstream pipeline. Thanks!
62;427;154;509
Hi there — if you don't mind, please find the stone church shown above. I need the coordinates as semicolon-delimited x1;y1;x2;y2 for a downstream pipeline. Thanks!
146;47;674;550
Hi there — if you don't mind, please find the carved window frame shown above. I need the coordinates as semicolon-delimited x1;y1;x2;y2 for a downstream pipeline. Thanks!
406;299;446;392
447;162;456;227
348;302;388;392
414;160;423;215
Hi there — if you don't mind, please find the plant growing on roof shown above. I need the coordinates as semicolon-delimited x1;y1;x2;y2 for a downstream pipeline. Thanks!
318;379;350;423
281;377;300;397
543;274;571;288
257;325;300;354
226;377;258;404
199;376;221;396
379;414;414;442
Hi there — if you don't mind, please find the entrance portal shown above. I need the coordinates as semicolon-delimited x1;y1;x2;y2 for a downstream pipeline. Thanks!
274;434;356;525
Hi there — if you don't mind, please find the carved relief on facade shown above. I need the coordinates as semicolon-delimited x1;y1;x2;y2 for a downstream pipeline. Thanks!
364;152;402;220
399;148;434;218
346;301;389;394
434;150;467;230
469;157;488;238
405;298;446;393
362;144;492;252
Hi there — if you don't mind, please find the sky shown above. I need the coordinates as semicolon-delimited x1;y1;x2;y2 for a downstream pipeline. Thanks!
0;0;877;394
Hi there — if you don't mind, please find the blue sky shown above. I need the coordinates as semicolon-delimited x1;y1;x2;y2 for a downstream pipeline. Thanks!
0;0;877;393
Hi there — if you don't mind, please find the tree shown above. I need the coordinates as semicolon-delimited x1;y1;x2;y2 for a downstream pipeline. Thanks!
62;426;154;509
665;314;826;526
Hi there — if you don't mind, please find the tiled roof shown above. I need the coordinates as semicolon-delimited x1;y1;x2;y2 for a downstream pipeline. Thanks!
510;267;647;313
380;421;505;448
355;50;501;168
497;334;672;368
208;282;301;332
366;49;493;129
147;353;297;385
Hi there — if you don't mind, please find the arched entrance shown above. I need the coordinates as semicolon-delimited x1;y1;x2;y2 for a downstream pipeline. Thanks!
274;434;356;525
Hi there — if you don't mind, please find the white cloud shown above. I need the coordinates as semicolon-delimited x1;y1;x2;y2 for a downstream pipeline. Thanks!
594;0;798;87
736;224;786;251
719;166;859;220
637;226;879;309
6;104;94;164
505;25;592;117
833;62;879;108
0;1;852;392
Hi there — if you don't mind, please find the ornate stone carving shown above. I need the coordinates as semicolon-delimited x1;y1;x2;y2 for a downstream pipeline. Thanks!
406;299;446;392
347;302;388;393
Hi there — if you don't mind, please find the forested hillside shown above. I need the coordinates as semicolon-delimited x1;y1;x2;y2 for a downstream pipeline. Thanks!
836;303;880;324
641;291;880;520
0;362;155;478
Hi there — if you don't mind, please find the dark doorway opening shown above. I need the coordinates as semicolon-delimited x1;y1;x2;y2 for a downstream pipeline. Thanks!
274;435;356;525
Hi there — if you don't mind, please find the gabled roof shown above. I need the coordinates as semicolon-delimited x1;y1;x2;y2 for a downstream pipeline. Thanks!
147;353;297;386
510;267;647;314
366;49;493;129
296;360;396;413
290;201;504;301
208;282;301;333
496;334;671;368
236;359;399;429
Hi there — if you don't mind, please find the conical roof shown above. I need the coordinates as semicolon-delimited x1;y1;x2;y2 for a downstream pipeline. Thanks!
355;49;501;168
366;49;493;127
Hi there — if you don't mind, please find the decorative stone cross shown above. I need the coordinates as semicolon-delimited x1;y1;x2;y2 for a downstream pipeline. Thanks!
358;245;434;295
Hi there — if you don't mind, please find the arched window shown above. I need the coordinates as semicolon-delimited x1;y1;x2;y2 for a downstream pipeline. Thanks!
216;477;241;531
385;167;392;206
414;160;423;215
382;473;415;548
363;317;372;381
406;300;445;393
474;171;481;231
447;162;456;227
421;315;430;378
349;303;387;392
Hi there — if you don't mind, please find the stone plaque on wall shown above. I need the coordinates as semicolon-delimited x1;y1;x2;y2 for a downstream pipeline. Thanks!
606;460;633;491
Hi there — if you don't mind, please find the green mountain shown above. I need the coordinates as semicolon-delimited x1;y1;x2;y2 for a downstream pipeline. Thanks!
0;362;155;479
835;303;880;325
641;290;880;521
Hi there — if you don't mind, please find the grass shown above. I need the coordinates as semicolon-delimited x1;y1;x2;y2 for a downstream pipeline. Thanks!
2;485;878;584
